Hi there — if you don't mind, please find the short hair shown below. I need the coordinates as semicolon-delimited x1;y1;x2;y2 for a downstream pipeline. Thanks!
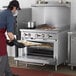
7;0;21;10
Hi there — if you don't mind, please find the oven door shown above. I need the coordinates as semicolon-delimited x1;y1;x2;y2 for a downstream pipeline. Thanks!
14;40;57;65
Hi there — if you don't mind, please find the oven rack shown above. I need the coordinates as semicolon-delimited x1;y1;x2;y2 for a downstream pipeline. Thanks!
27;53;53;58
27;45;53;50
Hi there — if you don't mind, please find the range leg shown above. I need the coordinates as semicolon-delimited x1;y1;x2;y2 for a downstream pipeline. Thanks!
15;60;19;67
55;65;57;71
26;64;28;67
71;66;73;70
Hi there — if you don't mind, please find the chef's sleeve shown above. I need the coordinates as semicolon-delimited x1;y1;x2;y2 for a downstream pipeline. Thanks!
6;15;15;33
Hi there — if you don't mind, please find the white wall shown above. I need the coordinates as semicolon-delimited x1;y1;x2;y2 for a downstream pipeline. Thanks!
0;0;11;10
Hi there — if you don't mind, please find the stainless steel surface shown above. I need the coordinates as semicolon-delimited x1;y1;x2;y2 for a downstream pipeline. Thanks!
15;29;68;71
27;21;35;29
20;29;58;41
70;0;76;31
17;8;32;23
71;35;76;65
32;2;70;7
15;56;56;65
32;3;70;29
68;32;72;63
68;32;76;69
16;8;32;40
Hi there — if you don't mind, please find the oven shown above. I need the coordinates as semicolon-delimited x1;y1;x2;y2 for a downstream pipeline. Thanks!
15;29;67;71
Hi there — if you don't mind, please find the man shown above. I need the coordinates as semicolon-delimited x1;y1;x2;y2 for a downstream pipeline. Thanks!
0;0;24;76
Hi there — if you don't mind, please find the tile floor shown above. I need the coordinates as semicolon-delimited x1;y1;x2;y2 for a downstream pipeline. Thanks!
9;57;76;76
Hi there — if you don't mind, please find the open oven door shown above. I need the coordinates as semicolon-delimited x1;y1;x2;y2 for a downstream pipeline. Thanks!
14;55;56;65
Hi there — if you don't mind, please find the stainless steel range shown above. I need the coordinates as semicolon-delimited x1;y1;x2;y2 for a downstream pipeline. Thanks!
15;28;68;71
14;2;70;71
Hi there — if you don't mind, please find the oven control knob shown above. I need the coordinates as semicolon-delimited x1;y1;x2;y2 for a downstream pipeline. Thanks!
24;33;28;36
36;34;41;37
28;33;31;36
42;34;44;37
48;34;52;38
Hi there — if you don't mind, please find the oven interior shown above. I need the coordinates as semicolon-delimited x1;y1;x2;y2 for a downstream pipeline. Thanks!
27;42;54;58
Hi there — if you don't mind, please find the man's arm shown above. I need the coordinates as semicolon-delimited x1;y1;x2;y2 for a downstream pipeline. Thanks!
7;32;25;48
7;32;15;41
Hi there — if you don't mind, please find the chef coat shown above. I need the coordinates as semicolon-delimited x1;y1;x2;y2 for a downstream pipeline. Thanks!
0;9;15;56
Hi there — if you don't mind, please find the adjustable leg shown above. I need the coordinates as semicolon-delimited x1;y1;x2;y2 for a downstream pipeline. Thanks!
15;60;19;67
71;66;73;70
55;65;57;71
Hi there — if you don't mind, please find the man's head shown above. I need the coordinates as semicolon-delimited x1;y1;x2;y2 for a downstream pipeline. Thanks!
7;0;21;16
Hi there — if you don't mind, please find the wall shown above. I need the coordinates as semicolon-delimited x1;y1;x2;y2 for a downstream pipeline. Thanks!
0;0;11;10
17;0;36;8
70;0;76;31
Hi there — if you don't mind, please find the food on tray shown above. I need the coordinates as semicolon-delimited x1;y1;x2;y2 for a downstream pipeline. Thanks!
18;40;41;46
39;43;53;48
36;24;56;30
18;40;53;48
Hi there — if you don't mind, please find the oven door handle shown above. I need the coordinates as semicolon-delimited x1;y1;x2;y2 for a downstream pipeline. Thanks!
46;39;57;42
26;39;57;43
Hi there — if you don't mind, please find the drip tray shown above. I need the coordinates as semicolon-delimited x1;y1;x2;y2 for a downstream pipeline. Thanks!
14;56;56;65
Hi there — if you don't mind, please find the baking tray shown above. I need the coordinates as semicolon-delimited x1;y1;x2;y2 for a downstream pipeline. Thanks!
18;40;53;49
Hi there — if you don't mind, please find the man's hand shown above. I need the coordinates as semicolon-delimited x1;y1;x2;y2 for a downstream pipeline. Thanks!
12;39;25;48
6;40;14;46
7;32;25;48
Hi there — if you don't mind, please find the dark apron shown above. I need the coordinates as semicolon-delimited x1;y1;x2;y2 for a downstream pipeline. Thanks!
0;28;7;56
